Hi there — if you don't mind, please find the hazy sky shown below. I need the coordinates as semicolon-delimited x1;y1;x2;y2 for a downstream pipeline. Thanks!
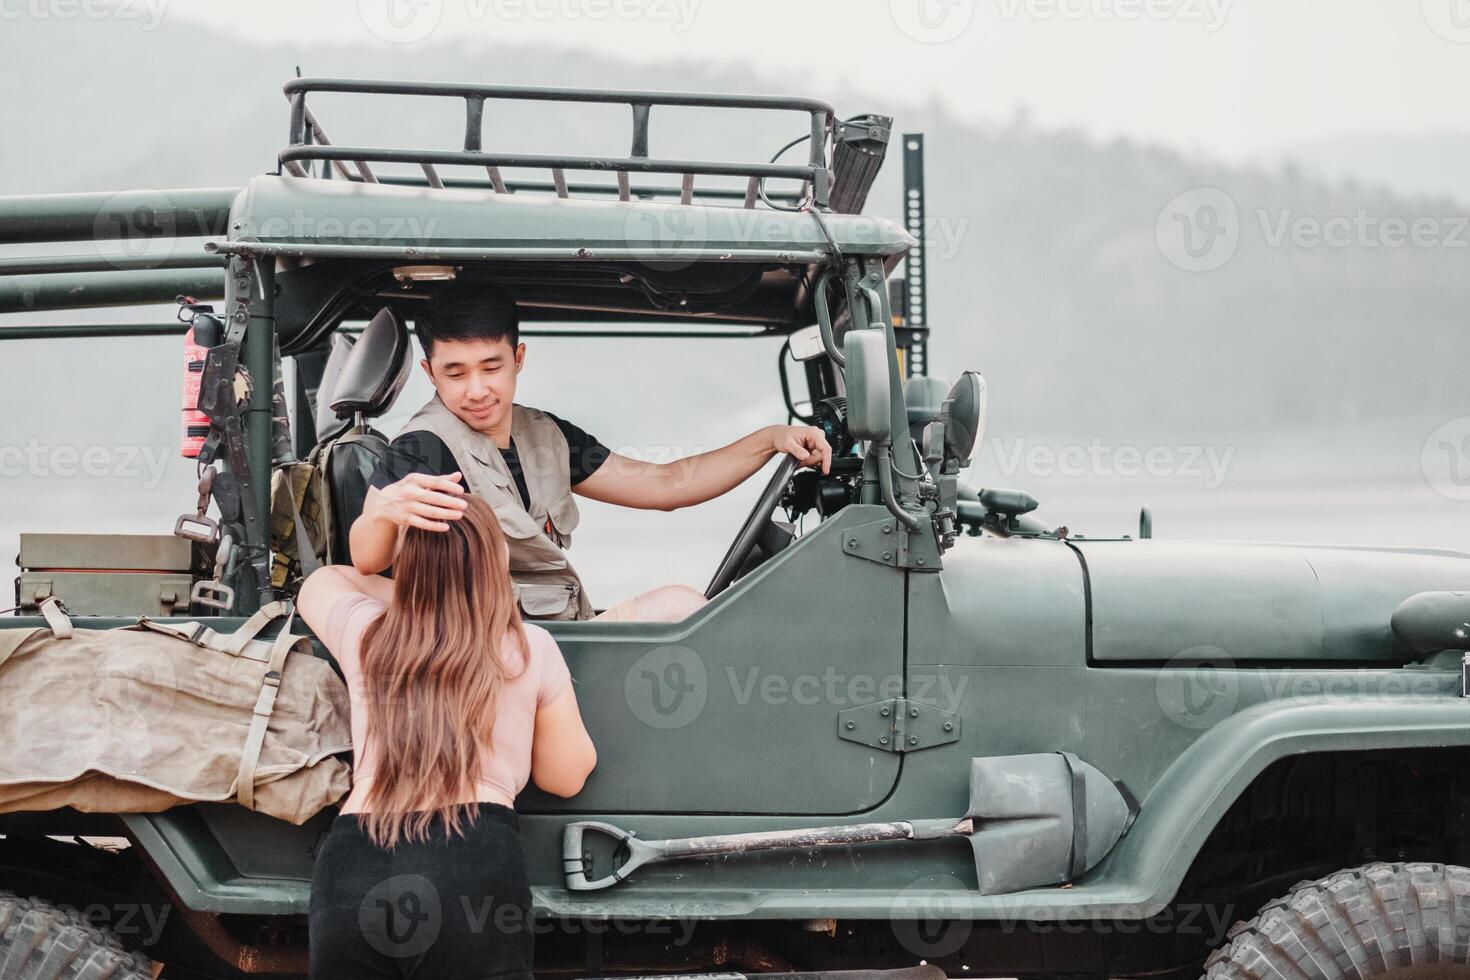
152;0;1470;164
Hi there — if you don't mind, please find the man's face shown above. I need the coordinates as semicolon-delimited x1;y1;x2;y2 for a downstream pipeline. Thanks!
421;335;525;434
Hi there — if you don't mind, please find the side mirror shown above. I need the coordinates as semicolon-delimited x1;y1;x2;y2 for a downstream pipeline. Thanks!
845;330;892;446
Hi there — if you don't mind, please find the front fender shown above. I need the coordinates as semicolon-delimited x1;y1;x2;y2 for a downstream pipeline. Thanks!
1094;685;1470;916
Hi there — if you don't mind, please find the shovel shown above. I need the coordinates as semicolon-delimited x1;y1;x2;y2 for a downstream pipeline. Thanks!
563;752;1138;894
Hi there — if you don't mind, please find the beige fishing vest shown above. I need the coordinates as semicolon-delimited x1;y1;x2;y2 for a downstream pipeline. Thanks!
400;395;595;621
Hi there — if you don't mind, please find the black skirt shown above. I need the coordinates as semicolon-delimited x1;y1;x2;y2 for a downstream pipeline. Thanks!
308;802;534;980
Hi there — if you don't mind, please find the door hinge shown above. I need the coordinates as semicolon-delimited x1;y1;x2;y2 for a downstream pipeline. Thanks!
841;515;942;571
838;698;961;753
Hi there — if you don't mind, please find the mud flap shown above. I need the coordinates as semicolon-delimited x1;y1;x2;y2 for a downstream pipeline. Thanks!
968;751;1138;895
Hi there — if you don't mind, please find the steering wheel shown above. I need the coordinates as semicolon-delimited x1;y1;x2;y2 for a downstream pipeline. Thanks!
705;455;799;599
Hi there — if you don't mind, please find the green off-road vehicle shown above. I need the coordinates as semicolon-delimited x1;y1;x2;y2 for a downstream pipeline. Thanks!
4;78;1470;980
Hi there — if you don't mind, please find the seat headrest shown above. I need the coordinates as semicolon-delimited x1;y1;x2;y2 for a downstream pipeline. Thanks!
314;332;357;443
329;308;411;421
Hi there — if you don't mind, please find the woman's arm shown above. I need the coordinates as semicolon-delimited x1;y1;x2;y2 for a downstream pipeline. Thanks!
531;687;597;798
297;565;393;642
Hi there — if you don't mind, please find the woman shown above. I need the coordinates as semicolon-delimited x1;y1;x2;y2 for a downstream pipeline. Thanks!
298;494;597;979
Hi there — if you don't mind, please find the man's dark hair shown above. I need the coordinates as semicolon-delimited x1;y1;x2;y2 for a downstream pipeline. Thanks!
414;282;520;359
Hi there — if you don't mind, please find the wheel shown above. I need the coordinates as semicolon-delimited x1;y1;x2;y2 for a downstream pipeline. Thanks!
0;891;155;979
1204;862;1470;979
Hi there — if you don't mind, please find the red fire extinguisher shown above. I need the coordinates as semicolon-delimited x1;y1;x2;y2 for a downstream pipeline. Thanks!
181;326;209;459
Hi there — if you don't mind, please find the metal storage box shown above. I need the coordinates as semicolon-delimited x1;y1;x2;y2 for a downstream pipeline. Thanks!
15;533;193;616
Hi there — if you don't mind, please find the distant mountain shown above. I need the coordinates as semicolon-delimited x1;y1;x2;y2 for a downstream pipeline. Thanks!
1281;133;1470;207
2;14;1466;452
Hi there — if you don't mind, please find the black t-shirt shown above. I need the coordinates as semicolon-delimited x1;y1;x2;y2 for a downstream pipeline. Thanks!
368;412;610;509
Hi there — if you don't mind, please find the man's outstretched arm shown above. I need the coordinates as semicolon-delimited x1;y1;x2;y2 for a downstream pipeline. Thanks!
574;424;831;512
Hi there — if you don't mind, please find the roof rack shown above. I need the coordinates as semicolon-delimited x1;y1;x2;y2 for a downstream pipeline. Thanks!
281;78;837;210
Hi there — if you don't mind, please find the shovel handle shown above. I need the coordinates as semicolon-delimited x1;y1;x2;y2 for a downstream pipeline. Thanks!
564;821;659;891
563;819;932;891
658;821;918;860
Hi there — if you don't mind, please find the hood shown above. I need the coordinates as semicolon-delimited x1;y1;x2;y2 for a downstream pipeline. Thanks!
1073;540;1470;663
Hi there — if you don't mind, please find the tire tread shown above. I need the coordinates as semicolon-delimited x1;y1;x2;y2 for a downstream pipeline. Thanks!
1203;862;1470;980
0;891;153;980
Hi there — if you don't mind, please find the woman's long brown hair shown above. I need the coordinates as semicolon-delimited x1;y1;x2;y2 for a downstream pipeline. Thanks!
356;495;528;849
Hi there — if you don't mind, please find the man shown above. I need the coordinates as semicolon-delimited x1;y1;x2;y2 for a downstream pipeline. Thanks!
350;282;832;622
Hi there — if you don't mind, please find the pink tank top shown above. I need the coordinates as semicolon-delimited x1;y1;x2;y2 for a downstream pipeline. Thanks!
320;593;573;812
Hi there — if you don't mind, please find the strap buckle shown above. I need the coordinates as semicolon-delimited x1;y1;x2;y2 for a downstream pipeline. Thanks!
190;579;236;611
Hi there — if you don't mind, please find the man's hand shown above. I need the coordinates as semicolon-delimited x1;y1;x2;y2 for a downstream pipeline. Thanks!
365;471;468;532
768;424;832;475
